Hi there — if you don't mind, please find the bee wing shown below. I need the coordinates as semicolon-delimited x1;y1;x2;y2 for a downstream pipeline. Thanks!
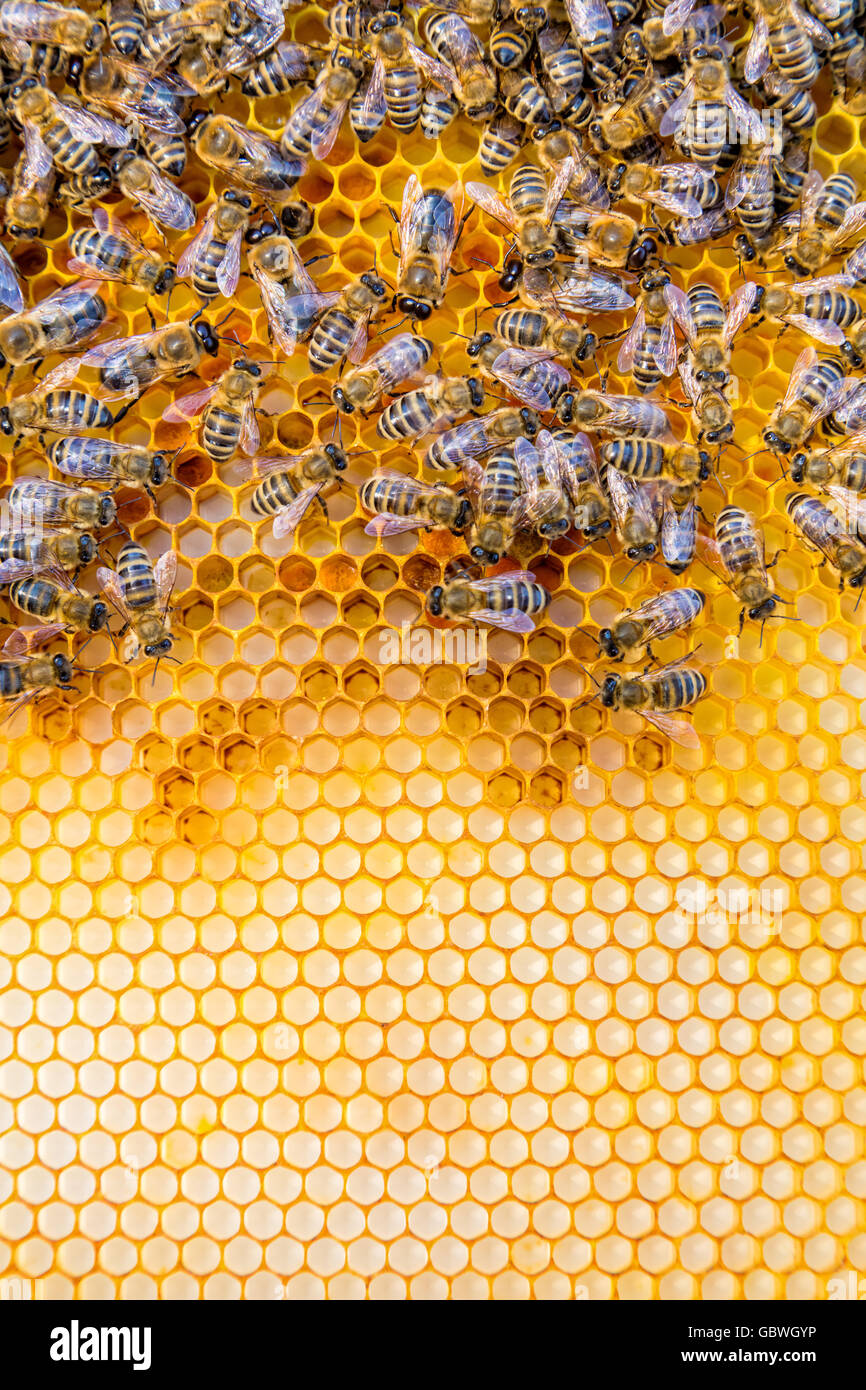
783;313;846;346
661;494;697;567
460;460;485;513
2;624;67;656
365;514;426;537
782;346;817;411
272;483;323;542
22;120;54;181
265;285;333;356
596;395;675;441
654;311;678;377
617;305;646;374
360;54;388;126
239;398;260;457
52;444;122;483
346;311;372;366
644;187;704;219
659;79;696;138
513;436;542;497
38;357;83;391
665;284;697;345
661;0;698;33
493;348;570;412
96;566;134;624
723;281;759;344
833;202;866;248
677;356;699;406
82;329;151;368
176;206;218;282
535;430;564;490
792;0;831;43
641;708;701;748
409;42;456;91
465;180;516;233
429;182;463;276
724;83;766;144
543;158;576;225
217;228;244;299
0;242;24;313
163;384;218;422
398;174;424;285
564;0;613;44
468;607;537;634
725;146;771;210
524;266;633;315
56;99;131;148
0;558;40;583
135;169;195;233
743;11;770;83
154;551;177;610
607;465;654;532
310;93;351;161
92;206;150;255
825;483;866;526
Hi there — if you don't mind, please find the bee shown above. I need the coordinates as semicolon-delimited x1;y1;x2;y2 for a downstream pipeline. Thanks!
105;0;144;55
47;437;172;500
377;375;485;440
723;139;776;255
393;176;464;322
750;278;862;347
660;489;698;573
176;188;253;302
488;16;533;70
764;347;856;455
97;543;177;663
492;344;675;438
281;48;366;160
625;3;725;61
350;69;388;143
536;123;608;208
669;281;758;391
4;150;54;240
55;167;112;209
513;429;589;542
241;40;322;95
462;445;526;564
245;224;323;352
666;204;734;248
607;465;661;561
0;2;105;54
467;159;576;273
163;358;266;461
136;0;231;66
426;568;551;633
0;626;75;721
362;11;455;134
660;45;765;167
608;160;721;219
601;439;711;485
499;68;553;126
589;69;686;154
677;357;736;447
244;446;349;544
590;655;705;748
140;127;187;179
0;526;98;583
189;111;305;200
332;332;434;415
109;150;195;233
485;342;574;416
362;470;471;536
743;0;831;90
420;85;460;141
306;273;390;374
546;427;612;538
495;306;602;371
519;262;635;315
326;0;386;44
597;587;706;661
5;476;116;532
68;208;175;298
425;406;540;470
777;171;866;278
617;270;680;393
564;0;618;86
760;68;816;135
70;51;191;135
9;572;109;634
789;434;866;489
536;22;586;110
552;204;657;272
701;504;784;628
9;77;130;179
0;361;113;442
424;11;497;121
81;316;221;402
0;279;106;372
786;491;866;587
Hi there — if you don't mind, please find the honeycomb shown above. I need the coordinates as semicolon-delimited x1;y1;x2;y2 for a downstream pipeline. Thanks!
0;9;865;1303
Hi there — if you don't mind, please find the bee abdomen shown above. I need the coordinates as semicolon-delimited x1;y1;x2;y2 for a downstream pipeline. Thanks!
10;576;55;617
602;440;663;477
308;309;357;374
43;390;113;430
117;542;157;608
377;389;436;440
509;164;547;215
192;237;229;299
654;668;706;709
201;404;242;461
384;68;422;130
0;662;25;699
801;290;860;326
251;472;298;518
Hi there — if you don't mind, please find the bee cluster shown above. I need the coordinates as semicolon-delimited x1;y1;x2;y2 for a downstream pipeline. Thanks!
0;0;864;748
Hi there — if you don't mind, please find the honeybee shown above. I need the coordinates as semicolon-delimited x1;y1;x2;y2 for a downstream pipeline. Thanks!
743;0;831;89
617;270;680;393
110;150;195;233
245;225;322;353
424;11;497;121
362;470;471;536
189;111;305;200
589;69;685;154
9;571;109;634
0;360;113;442
786;490;866;587
424;406;541;470
778;172;866;281
701;504;783;628
425;568;551;633
488;343;574;416
765;348;856;455
81;316;221;401
163;358;266;461
724;140;776;253
461;445;526;564
666;204;734;248
601;439;711;485
70;51;191;134
669;281;757;389
68;208;175;297
47;436;173;499
0;525;98;583
608;160;720;219
492;344;674;438
546;428;612;538
281;48;366;160
660;45;765;166
660;489;698;573
97;543;177;663
0;279;106;371
466;159;576;273
4;150;54;241
564;0;617;86
362;11;455;134
244;446;349;544
140;127;187;179
589;655;705;747
677;357;735;447
9;77;130;179
241;40;321;95
536;123;608;209
420;85;460;142
597;586;706;661
628;2;725;56
514;428;604;542
177;189;253;302
750;278;861;347
332;332;433;415
789;434;866;489
519;262;635;315
607;465;661;561
6;476;116;532
0;625;75;722
499;68;553;126
536;21;586;111
0;1;105;52
55;167;112;209
306;273;390;374
377;374;485;440
393;175;464;321
495;308;602;369
553;203;657;272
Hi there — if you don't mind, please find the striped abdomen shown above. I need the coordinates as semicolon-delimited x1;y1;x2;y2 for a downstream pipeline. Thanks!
360;477;415;517
477;577;549;614
835;449;866;491
141;127;186;177
0;662;26;699
495;310;546;349
308;308;356;374
117;543;156;609
201;402;242;461
602;439;665;477
481;451;522;516
384;66;422;130
479;119;521;175
801;290;860;327
0;531;44;563
716;506;761;577
37;391;113;431
768;21;820;86
815;172;858;227
631;326;666;392
191;235;229;299
43;119;100;174
647;668;706;710
251;471;300;519
681;102;728;165
10;576;57;617
510;165;547;216
489;20;531;69
69;227;131;278
688;285;725;338
377;389;437;440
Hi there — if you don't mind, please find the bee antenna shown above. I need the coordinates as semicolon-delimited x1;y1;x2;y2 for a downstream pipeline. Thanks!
575;661;601;691
214;307;235;330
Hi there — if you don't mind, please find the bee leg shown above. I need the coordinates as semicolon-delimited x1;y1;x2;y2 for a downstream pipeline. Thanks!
147;306;157;332
113;402;133;425
738;608;746;636
766;549;783;569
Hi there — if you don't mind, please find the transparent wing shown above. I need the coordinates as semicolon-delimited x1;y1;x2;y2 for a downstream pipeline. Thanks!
659;79;696;139
513;436;541;495
523;265;634;315
783;313;846;346
654;312;678;376
39;357;83;391
565;0;613;44
493;348;570;412
783;346;817;411
617;305;646;373
177;206;217;281
365;513;426;537
743;12;770;83
724;82;766;143
346;311;371;367
661;0;698;34
0;558;40;582
0;242;24;312
136;168;195;232
534;430;563;490
216;228;244;299
642;708;701;748
665;284;697;344
22;120;53;181
2;624;66;655
310;96;351;161
724;281;759;344
163;384;218;422
272;483;324;541
843;240;866;283
645;187;703;219
465;180;516;233
239;398;260;457
410;42;456;91
96;566;134;624
361;54;388;126
82;328;155;368
56;99;131;147
607;465;655;532
591;394;675;440
725;146;772;210
154;550;177;609
398;173;423;284
51;441;124;482
468;607;536;634
831;202;866;247
793;0;831;43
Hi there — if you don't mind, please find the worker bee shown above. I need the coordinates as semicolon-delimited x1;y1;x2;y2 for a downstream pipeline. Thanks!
377;375;485;440
564;0;618;86
4;149;54;241
9;77;130;179
0;525;98;583
617;270;680;393
777;171;866;280
608;160;720;219
467;159;576;274
743;0;831;89
589;69;685;154
0;625;76;722
426;568;550;633
70;51;191;134
701;504;783;628
790;434;866;489
163;358;266;461
189;111;305;199
0;1;105;52
0;279;106;372
597;587;706;662
750;278;861;347
546;428;612;538
724;139;776;254
553;204;657;272
495;307;603;370
607;465;661;561
393;176;464;321
5;476;116;532
519;262;635;315
601;439;711;485
588;655;704;748
669;281;757;389
0;360;113;442
109;150;195;233
461;445;527;564
81;316;222;401
765;348;856;455
47;437;173;500
242;39;321;94
362;470;471;536
55;167;112;209
536;123;608;208
487;343;574;416
176;189;253;302
660;45;765;166
97;543;177;663
420;84;460;142
362;11;455;135
786;490;866;587
281;48;366;159
499;68;553;126
245;225;324;353
660;489;698;573
243;446;349;544
424;406;541;470
306;273;390;374
536;21;586;111
105;0;144;55
139;127;187;179
8;571;109;634
424;11;497;121
677;357;736;447
513;429;595;542
332;332;433;415
68;208;175;298
626;2;725;58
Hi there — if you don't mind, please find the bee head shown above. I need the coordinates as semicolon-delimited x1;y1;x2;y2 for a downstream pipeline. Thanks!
608;162;627;192
78;535;96;565
600;675;619;707
783;253;805;274
325;444;348;471
237;359;262;378
280;202;313;239
790;452;807;483
193;319;220;355
98;496;115;527
627;237;656;271
145;638;173;657
0;407;12;435
467;332;492;358
186;108;211;137
733;234;757;263
588;120;608;150
585;520;611;539
245;219;278;245
762;429;789;454
471;544;497;563
53;654;73;686
154;265;176;296
427;585;444;616
499;257;523;292
89;602;109;632
360;273;387;297
749;597;778;620
749;285;765;312
577;333;597;361
468;377;484;409
525;247;556;268
151;454;169;486
396;295;431;320
598;628;620;659
626;542;656;560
